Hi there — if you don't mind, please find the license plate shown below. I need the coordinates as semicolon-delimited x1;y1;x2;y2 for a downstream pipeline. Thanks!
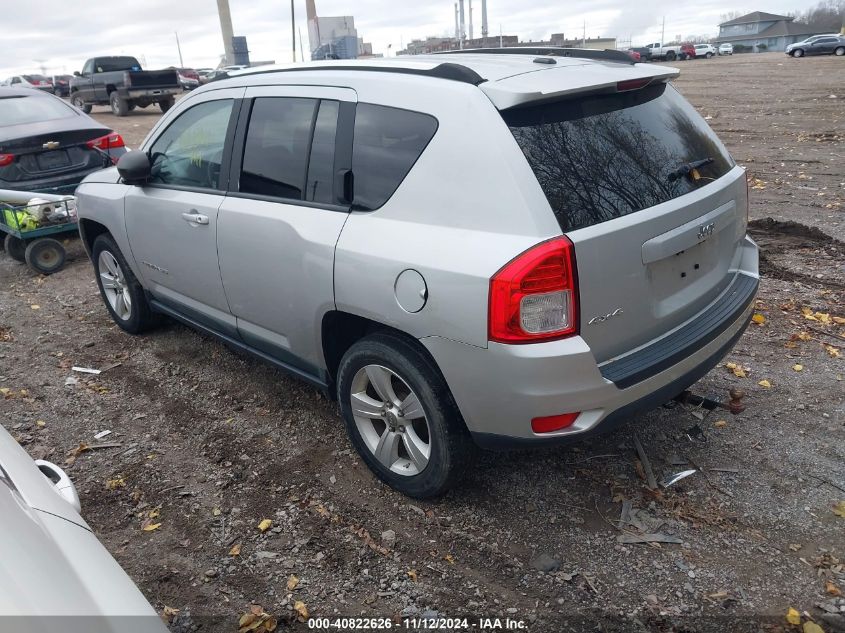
37;150;71;170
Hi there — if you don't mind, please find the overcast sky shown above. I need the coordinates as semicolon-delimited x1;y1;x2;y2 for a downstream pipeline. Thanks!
1;0;823;76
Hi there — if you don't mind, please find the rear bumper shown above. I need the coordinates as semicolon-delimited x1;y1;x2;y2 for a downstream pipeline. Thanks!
422;237;758;449
0;163;115;195
120;87;179;100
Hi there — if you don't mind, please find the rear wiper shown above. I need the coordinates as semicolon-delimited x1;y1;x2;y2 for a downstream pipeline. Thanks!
667;157;714;182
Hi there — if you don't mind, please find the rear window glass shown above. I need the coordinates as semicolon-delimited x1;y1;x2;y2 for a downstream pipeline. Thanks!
503;83;734;232
0;95;75;126
352;104;438;211
95;57;141;72
23;75;48;82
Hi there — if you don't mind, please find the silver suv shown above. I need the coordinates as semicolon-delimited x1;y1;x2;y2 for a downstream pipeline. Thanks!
76;49;759;498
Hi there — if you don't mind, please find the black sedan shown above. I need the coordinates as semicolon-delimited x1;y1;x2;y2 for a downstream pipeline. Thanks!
51;74;74;97
0;87;126;195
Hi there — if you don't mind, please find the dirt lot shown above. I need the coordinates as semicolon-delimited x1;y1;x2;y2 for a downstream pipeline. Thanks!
1;53;843;632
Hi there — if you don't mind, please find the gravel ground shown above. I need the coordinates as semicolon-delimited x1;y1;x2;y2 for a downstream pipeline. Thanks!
1;52;843;633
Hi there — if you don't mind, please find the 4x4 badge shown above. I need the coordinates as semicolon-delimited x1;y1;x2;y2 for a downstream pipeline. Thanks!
588;308;624;325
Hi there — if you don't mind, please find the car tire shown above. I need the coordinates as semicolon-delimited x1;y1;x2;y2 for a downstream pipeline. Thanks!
24;238;66;275
92;234;158;334
70;94;92;114
337;332;473;499
666;51;676;61
706;52;713;58
110;92;129;117
159;97;175;113
793;48;804;58
127;102;136;111
835;47;845;57
4;234;27;262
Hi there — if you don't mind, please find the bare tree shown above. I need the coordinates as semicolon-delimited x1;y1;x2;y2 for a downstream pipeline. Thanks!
719;10;745;24
793;0;845;31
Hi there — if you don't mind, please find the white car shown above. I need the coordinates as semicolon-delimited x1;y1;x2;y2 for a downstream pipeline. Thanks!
1;74;53;92
0;424;168;632
694;44;716;58
718;43;734;55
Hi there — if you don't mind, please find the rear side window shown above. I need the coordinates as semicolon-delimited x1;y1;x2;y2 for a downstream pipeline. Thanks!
306;100;339;204
352;104;438;211
503;83;734;232
240;97;319;201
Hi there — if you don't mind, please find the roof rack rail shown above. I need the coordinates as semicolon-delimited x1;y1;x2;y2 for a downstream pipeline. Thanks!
435;47;634;65
212;62;486;86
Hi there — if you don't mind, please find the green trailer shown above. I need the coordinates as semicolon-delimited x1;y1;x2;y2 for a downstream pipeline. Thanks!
0;188;78;274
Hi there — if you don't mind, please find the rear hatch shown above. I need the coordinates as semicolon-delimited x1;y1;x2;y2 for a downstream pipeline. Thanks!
498;70;746;363
0;94;113;185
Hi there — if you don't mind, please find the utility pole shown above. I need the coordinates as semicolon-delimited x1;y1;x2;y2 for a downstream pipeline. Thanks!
175;31;184;67
499;24;503;48
661;16;666;45
582;21;586;47
469;0;473;41
299;27;305;61
291;0;297;62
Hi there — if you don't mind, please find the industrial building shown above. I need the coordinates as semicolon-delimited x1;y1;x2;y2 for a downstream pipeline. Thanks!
306;0;375;60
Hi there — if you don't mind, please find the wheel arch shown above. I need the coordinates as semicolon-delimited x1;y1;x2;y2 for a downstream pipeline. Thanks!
78;218;110;258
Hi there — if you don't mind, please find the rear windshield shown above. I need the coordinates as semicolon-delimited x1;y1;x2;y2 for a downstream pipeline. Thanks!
503;83;734;232
0;95;75;126
95;57;141;72
23;75;49;82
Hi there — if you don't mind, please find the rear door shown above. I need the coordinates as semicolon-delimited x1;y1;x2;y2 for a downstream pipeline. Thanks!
217;86;355;374
124;88;243;334
502;81;747;362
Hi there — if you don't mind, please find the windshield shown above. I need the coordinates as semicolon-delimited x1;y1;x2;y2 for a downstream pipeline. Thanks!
504;83;734;232
0;95;76;126
95;57;141;72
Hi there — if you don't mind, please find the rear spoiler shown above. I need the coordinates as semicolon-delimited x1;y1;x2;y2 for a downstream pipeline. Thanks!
480;63;680;110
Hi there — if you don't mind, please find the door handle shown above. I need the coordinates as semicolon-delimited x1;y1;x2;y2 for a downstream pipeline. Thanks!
181;211;209;225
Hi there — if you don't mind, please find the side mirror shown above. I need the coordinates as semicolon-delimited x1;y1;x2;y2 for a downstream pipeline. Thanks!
73;71;81;77
117;150;151;185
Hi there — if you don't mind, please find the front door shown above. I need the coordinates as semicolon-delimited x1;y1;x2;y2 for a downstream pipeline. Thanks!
124;88;243;334
217;86;356;374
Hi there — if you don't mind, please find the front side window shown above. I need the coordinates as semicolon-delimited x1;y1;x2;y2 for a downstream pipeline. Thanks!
148;99;233;190
240;97;318;200
351;104;438;211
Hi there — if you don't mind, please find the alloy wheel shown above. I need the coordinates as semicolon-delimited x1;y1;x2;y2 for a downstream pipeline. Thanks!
349;364;431;476
98;251;132;320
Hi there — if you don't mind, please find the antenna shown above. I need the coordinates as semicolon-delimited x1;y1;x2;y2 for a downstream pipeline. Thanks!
291;0;297;62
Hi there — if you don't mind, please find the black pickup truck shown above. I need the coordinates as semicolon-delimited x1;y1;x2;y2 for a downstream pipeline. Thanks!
69;56;180;117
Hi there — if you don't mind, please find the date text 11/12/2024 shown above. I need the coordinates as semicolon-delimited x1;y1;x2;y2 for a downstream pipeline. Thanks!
306;616;528;630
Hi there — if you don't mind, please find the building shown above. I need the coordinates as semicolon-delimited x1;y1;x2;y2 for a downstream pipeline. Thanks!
306;1;363;60
397;34;615;56
713;11;831;52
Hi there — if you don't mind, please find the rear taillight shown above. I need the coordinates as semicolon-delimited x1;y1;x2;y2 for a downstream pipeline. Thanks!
0;153;14;167
531;412;580;434
86;133;125;151
489;236;579;344
617;78;652;92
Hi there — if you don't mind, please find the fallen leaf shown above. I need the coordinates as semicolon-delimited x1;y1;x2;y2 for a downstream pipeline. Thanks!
148;508;160;519
803;622;824;633
833;316;845;325
0;388;10;397
786;607;801;625
293;600;309;621
793;332;813;342
407;569;418;582
825;345;840;358
444;554;455;564
106;477;125;490
714;420;728;428
833;501;845;518
792;364;803;372
758;379;772;388
752;313;766;324
257;518;272;532
142;522;162;532
162;605;180;619
733;367;747;378
826;580;842;596
30;304;40;310
286;575;299;591
212;507;222;516
35;420;46;427
229;543;242;557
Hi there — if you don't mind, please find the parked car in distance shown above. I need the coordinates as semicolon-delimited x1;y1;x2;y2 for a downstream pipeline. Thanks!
196;68;216;84
0;87;126;195
679;43;696;60
76;49;758;498
786;35;845;57
642;42;685;61
51;74;74;97
0;423;168;632
626;49;642;62
718;43;734;55
172;67;200;90
1;74;53;92
69;56;180;117
694;44;716;58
